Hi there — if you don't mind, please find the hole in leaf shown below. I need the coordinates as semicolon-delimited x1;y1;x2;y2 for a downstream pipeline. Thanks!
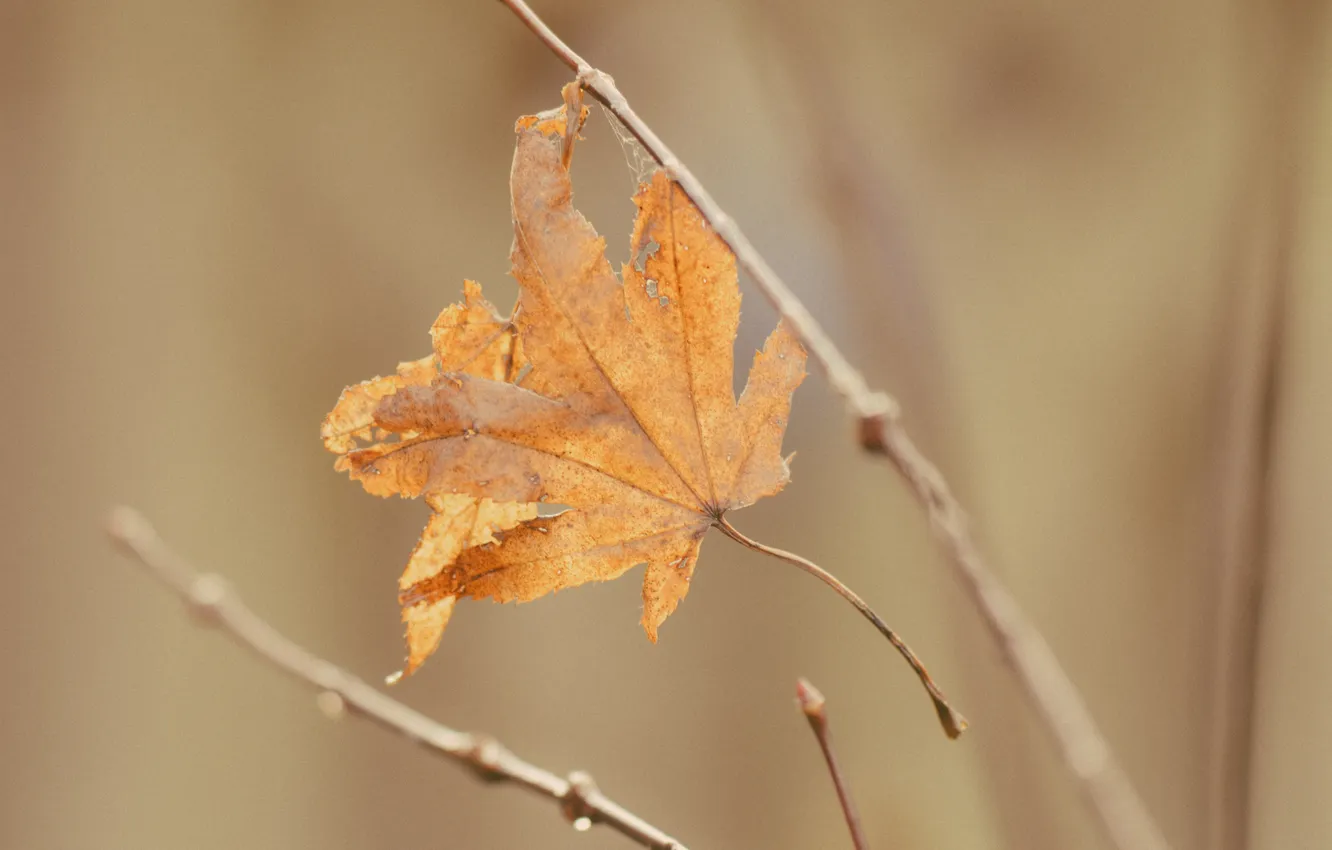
632;238;661;274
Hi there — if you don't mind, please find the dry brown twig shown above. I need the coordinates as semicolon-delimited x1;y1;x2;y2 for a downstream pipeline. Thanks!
796;679;870;850
106;506;688;850
494;2;1174;850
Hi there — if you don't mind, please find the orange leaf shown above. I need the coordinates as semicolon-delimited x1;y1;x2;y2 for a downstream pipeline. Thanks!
325;83;805;674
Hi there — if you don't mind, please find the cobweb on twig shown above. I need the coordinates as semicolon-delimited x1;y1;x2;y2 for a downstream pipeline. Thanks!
599;103;662;282
600;104;658;186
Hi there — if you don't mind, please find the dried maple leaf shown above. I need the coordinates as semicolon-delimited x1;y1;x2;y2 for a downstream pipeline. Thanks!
326;83;802;670
323;85;965;738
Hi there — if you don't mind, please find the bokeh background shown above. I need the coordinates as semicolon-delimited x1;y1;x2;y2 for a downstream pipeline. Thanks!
3;1;1330;848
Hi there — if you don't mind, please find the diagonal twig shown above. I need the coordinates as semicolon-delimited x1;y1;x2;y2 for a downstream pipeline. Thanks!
105;506;688;850
493;3;1173;850
796;679;870;850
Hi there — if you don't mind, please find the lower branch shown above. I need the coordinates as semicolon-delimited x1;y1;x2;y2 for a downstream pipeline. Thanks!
796;679;870;850
715;517;966;739
105;506;687;850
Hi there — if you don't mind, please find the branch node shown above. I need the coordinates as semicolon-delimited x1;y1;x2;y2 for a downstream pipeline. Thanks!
462;734;508;783
187;574;229;623
576;66;608;91
856;392;901;455
560;770;601;826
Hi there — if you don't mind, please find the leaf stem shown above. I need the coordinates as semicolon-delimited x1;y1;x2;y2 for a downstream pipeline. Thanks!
714;516;967;739
796;678;871;850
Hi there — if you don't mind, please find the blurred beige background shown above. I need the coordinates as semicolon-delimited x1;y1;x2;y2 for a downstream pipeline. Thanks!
3;1;1329;848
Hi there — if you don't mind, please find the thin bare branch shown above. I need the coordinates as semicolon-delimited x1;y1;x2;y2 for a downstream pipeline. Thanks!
796;679;870;850
105;506;688;850
715;517;966;739
495;3;1173;849
1203;7;1312;850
